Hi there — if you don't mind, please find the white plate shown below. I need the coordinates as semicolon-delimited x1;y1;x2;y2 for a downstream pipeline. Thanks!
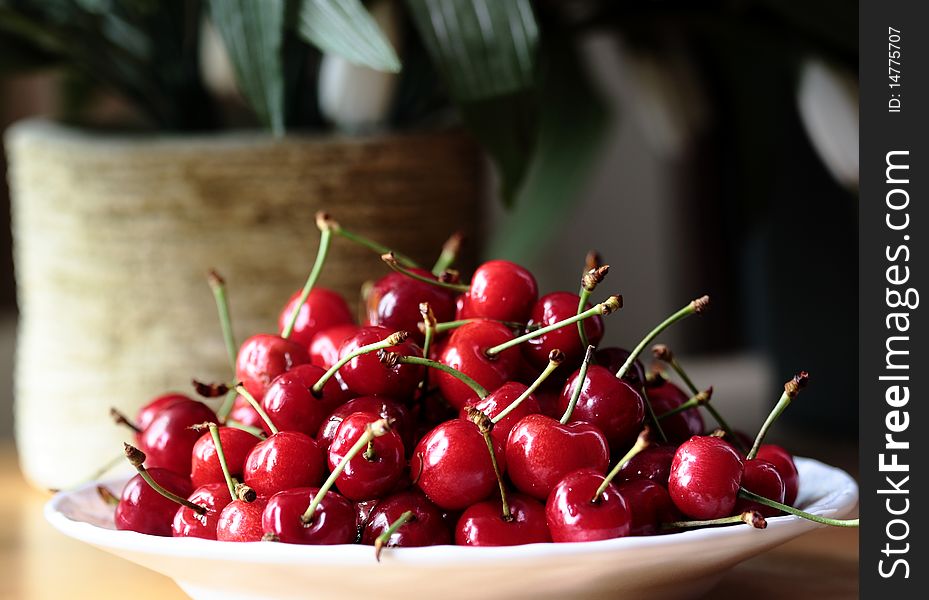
46;457;858;600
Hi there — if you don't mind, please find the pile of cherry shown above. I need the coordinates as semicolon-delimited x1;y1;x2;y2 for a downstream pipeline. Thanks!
105;212;857;557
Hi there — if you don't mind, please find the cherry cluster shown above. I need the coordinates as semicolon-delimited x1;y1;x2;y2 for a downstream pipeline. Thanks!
106;213;857;555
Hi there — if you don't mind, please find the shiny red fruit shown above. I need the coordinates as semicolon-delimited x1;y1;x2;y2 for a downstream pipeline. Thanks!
646;380;704;444
227;394;265;431
460;260;538;323
455;493;551;546
337;326;423;398
317;396;413;453
217;497;269;542
190;426;260;488
115;469;192;537
262;487;356;545
360;489;451;548
523;292;603;369
172;483;232;539
138;400;217;475
135;393;192;433
735;458;786;517
546;469;631;543
460;382;541;447
366;271;457;344
669;436;744;520
236;334;311;401
260;364;348;436
309;324;361;369
327;412;405;501
617;445;676;487
557;365;645;450
436;320;522;409
243;431;325;497
755;444;799;505
618;479;679;535
278;288;354;349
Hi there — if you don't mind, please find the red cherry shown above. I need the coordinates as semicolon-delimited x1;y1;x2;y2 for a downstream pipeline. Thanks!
261;364;348;436
366;271;457;344
594;347;646;389
235;334;311;400
455;493;551;546
135;393;192;433
262;487;356;545
309;324;361;369
755;444;799;505
617;479;679;536
505;414;610;500
115;469;192;536
545;469;631;542
327;413;405;501
735;459;786;517
227;394;265;430
557;365;645;450
460;382;541;446
460;260;538;323
190;426;260;488
617;445;676;486
278;288;354;349
646;380;704;444
172;483;232;539
316;396;413;453
360;489;451;548
436;321;522;409
217;497;269;542
523;292;604;369
243;431;325;497
337;326;423;399
668;436;744;520
411;419;505;511
138;400;218;475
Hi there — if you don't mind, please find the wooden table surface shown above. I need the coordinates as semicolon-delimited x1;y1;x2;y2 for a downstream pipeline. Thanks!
0;443;859;599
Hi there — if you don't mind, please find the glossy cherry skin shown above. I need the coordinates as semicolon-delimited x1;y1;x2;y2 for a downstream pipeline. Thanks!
138;400;218;475
646;380;704;444
505;414;610;500
309;324;362;369
460;260;538;323
115;469;192;537
436;320;522;409
243;431;325;497
594;347;646;389
460;382;541;447
546;469;631;543
366;271;457;344
262;487;356;545
190;426;260;488
217;497;269;542
756;444;800;505
260;364;348;436
278;288;354;350
411;419;506;511
523;292;604;369
337;326;423;399
557;365;645;450
735;459;786;517
327;412;405;501
668;436;745;520
617;445;676;487
618;479;679;535
317;396;413;452
235;333;311;401
455;493;551;546
172;483;232;539
135;393;192;433
361;489;451;548
227;394;265;430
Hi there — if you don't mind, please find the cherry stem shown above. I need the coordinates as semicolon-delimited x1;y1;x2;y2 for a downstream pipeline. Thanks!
560;345;596;425
208;270;238;371
466;408;511;521
420;303;436;360
431;232;463;276
97;485;119;506
123;443;206;515
615;295;709;380
486;296;623;357
234;385;279;435
593;428;650;502
577;265;609;348
747;372;809;460
375;510;414;562
216;388;238;423
312;330;409;396
281;213;333;339
385;354;488;399
656;387;713;420
381;252;469;292
326;215;420;269
492;350;565;424
663;511;767;530
109;407;141;434
737;488;859;527
224;418;266;439
428;319;530;334
208;423;238;501
302;419;390;524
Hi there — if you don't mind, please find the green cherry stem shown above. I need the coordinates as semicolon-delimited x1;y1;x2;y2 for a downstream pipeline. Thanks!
217;388;238;423
427;319;530;334
381;353;488;399
302;419;391;524
419;303;436;393
208;270;238;371
466;408;511;521
593;428;651;501
281;212;333;339
206;422;238;501
375;510;414;562
123;443;206;515
381;253;469;293
326;215;419;269
311;331;410;396
486;295;623;358
615;295;710;380
747;371;809;460
560;345;596;425
738;488;859;527
576;265;609;348
234;385;279;435
492;350;565;425
662;511;767;531
656;387;713;420
224;418;267;439
431;232;463;276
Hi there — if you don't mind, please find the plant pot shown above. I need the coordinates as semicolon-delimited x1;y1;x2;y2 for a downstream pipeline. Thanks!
6;119;482;489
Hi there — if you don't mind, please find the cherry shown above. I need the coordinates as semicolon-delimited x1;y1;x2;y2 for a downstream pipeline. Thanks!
366;271;457;344
668;436;744;520
217;497;268;542
172;483;232;539
135;393;192;433
545;469;631;542
317;396;412;453
115;468;192;536
260;364;348;436
309;324;361;369
226;394;265;430
278;288;354;350
262;487;356;545
461;382;541;447
460;260;538;323
523;292;603;369
617;445;676;486
755;444;800;505
647;379;705;443
617;479;679;536
190;426;260;488
411;419;505;511
505;414;609;500
735;459;786;517
336;326;423;398
557;365;645;450
138;400;218;475
360;489;451;548
235;333;311;400
455;493;551;546
327;412;405;501
595;347;646;389
436;320;522;409
243;431;326;497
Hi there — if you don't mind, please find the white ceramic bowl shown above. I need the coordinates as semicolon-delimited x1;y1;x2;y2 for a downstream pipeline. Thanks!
46;457;857;600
